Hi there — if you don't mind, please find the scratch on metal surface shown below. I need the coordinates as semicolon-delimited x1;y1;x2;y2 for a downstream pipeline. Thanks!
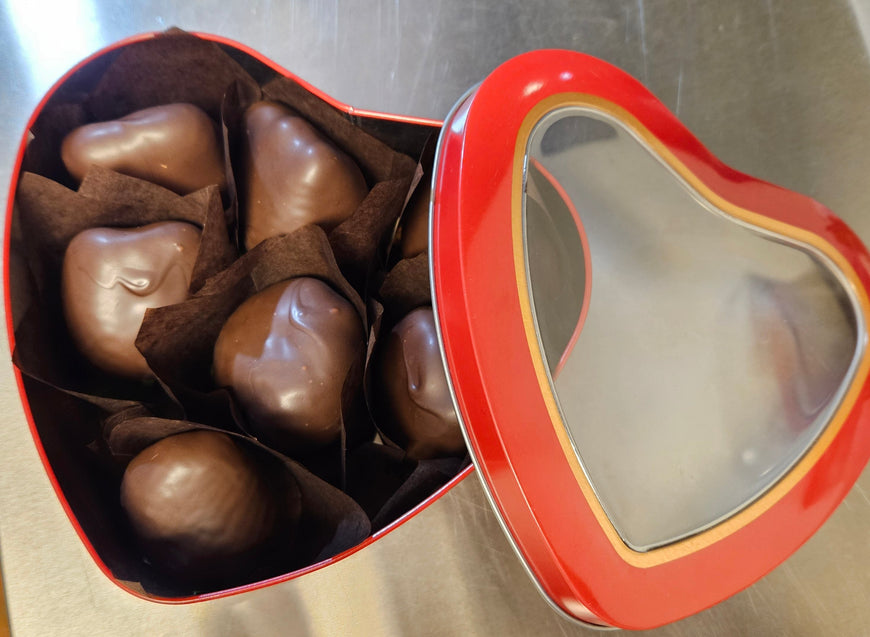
455;482;500;515
637;0;649;82
331;1;338;72
764;0;779;41
744;583;762;617
623;6;630;42
784;563;832;621
553;615;574;637
394;0;400;60
376;0;382;50
405;1;440;112
676;66;684;115
763;0;783;67
849;0;870;58
855;482;870;507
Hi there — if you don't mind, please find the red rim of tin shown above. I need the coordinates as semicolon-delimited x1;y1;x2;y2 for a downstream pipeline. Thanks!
2;31;471;605
430;49;870;629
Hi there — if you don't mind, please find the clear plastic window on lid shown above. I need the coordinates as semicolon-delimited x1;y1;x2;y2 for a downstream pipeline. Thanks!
522;108;862;551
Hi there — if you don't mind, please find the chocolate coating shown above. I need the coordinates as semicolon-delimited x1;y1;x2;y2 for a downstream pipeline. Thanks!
399;180;430;259
375;307;465;460
120;431;278;579
242;101;368;250
214;278;365;452
61;103;226;194
62;221;201;379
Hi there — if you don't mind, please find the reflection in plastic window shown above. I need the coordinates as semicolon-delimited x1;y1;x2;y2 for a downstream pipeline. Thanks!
522;109;860;551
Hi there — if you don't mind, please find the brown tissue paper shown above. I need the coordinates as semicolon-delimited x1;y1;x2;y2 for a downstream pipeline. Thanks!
12;168;232;408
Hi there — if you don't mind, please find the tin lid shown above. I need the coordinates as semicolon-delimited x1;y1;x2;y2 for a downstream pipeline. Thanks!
430;49;870;630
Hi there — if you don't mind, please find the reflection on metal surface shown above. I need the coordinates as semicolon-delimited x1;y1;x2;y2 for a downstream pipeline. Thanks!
524;109;861;551
5;0;101;93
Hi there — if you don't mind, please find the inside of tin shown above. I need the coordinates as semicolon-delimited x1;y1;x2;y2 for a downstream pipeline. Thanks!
522;107;863;552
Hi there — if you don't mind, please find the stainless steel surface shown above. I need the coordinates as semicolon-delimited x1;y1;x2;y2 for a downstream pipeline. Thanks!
0;1;869;635
525;109;861;551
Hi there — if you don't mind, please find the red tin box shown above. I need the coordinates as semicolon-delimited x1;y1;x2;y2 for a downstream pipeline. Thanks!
6;31;870;630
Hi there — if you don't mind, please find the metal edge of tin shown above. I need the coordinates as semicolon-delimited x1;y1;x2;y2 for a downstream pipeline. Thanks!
427;81;617;631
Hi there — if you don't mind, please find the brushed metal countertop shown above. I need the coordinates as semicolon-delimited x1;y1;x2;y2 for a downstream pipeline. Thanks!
1;1;869;635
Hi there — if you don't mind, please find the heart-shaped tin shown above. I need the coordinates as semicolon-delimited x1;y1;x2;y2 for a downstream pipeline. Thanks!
5;33;870;630
432;49;870;628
